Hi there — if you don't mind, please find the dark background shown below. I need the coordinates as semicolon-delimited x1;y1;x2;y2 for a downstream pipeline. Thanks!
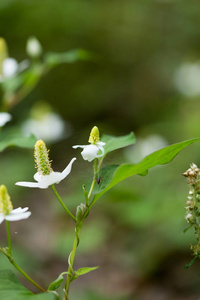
1;1;200;299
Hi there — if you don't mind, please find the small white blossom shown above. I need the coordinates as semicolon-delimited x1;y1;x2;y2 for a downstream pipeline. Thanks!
185;213;193;222
0;112;12;127
21;112;70;143
73;126;105;162
73;142;105;162
26;37;42;57
0;58;29;82
2;58;18;77
0;207;31;224
15;157;76;189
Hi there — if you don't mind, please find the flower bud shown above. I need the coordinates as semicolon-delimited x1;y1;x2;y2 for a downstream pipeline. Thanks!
34;140;52;175
76;203;86;222
185;213;193;223
88;126;100;144
0;185;13;215
26;37;42;58
0;37;8;75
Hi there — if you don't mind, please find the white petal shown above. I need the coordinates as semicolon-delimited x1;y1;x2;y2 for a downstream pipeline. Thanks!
11;207;29;214
96;144;105;158
81;145;99;162
37;172;63;188
61;157;76;179
73;145;87;149
2;58;18;77
5;211;31;221
16;158;76;189
0;215;5;224
0;112;12;127
15;181;40;188
34;172;42;182
97;141;106;146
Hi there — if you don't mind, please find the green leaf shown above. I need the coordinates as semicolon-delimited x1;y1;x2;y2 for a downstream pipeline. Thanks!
48;274;64;291
75;266;99;277
44;49;93;67
0;128;36;152
185;256;198;269
0;270;56;299
183;225;193;233
91;138;200;205
101;132;136;157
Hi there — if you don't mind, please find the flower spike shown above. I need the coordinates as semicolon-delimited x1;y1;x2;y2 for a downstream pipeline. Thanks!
34;139;52;175
88;126;100;144
16;139;76;189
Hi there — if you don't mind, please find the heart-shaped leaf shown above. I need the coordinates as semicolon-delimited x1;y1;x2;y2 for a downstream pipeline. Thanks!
90;138;200;206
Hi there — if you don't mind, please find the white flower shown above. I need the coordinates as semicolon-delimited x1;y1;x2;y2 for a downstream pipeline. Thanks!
2;58;18;77
73;126;105;162
0;112;12;127
174;61;200;97
21;112;71;143
15;157;76;189
26;37;42;57
0;58;29;82
0;207;31;224
73;142;105;162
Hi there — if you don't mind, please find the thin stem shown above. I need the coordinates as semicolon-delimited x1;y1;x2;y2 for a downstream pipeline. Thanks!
11;260;46;292
63;159;99;299
87;179;96;200
51;185;76;222
88;159;98;200
63;229;80;300
6;221;12;255
0;247;46;292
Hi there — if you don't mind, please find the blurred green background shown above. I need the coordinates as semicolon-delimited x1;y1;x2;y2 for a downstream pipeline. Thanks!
1;1;200;299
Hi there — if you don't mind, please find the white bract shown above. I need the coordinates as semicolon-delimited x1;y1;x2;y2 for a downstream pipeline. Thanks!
0;112;12;127
73;142;105;162
15;157;76;189
0;207;31;224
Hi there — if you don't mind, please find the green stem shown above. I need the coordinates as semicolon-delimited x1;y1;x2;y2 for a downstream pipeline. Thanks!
87;159;98;200
63;159;99;299
63;228;81;300
6;221;12;255
0;247;46;292
10;259;46;292
51;185;76;222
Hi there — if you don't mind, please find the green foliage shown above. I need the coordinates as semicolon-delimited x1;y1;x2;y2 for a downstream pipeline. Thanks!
91;138;200;205
0;128;36;152
75;266;99;277
48;274;64;291
101;132;136;158
0;270;56;300
44;49;93;68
